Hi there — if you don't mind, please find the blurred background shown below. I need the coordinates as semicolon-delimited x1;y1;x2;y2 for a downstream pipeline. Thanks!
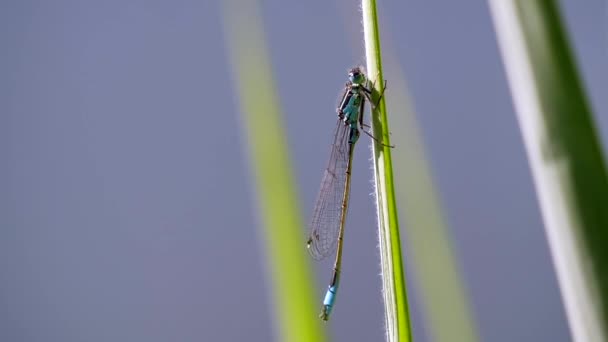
1;0;606;341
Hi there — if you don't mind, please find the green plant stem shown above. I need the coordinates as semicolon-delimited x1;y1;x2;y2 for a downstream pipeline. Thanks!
490;1;608;341
222;1;325;341
361;1;412;341
385;60;479;342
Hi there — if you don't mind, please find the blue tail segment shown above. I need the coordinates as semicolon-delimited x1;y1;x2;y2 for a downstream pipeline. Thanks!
320;285;338;321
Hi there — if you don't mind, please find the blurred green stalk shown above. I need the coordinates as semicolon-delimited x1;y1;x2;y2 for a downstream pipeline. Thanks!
222;1;325;341
490;1;608;341
385;60;479;342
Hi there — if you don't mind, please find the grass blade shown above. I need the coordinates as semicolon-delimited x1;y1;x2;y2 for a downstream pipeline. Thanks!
222;1;326;341
385;59;480;342
361;1;412;340
489;1;608;340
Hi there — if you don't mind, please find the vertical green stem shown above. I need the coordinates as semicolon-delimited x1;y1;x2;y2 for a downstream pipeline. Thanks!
386;62;479;342
361;1;412;341
222;1;325;341
490;1;608;340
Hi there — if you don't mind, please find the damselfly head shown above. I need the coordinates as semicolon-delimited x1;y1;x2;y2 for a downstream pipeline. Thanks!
348;67;365;86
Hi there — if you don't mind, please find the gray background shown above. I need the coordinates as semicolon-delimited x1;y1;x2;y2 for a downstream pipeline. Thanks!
1;1;606;341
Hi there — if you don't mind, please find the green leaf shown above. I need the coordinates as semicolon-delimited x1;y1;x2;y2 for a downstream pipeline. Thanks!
222;1;326;341
490;1;608;340
385;57;480;342
361;1;413;341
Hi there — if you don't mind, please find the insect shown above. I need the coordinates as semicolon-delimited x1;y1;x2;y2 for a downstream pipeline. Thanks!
307;67;391;320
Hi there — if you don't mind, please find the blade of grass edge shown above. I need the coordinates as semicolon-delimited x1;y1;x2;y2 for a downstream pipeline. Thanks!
361;1;412;341
489;1;608;341
222;1;326;341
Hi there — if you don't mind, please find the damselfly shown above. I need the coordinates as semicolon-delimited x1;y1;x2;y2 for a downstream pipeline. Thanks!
307;67;391;320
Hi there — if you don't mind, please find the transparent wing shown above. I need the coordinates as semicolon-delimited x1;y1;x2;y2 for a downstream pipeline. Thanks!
307;120;350;260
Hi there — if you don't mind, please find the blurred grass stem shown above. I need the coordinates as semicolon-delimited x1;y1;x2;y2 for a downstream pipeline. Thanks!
490;1;608;340
222;0;326;341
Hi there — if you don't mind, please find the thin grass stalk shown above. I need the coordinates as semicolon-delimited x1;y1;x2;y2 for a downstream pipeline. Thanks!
222;1;326;341
361;1;412;341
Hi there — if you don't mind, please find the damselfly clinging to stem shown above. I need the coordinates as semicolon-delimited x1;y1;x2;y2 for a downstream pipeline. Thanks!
307;67;392;321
